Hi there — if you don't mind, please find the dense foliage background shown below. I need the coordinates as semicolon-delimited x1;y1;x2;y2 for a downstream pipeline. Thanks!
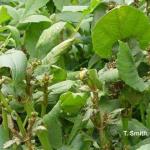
1;0;150;149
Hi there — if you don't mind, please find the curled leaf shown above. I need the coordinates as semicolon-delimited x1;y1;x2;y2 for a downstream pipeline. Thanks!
117;41;148;92
92;6;150;58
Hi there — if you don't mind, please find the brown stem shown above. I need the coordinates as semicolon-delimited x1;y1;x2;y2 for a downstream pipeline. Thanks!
41;74;49;116
26;67;33;98
90;88;110;149
91;90;105;148
25;113;37;150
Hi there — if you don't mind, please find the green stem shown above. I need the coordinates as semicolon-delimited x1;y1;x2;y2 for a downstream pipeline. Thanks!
25;67;35;117
41;75;49;117
15;112;26;136
146;0;150;16
122;107;132;146
122;116;129;145
2;109;8;129
24;99;35;117
71;14;86;38
37;130;53;150
0;91;26;136
140;103;145;124
91;90;109;149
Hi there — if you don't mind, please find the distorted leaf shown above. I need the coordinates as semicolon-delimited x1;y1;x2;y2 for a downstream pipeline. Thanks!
63;6;88;12
48;80;75;94
42;38;75;65
60;91;88;115
92;6;150;58
0;49;27;82
51;65;67;83
36;22;66;58
117;41;148;92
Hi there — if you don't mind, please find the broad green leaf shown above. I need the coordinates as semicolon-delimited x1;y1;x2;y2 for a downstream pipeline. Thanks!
119;87;143;106
104;0;134;5
51;65;67;83
100;98;120;114
36;22;66;58
48;80;75;94
4;5;19;24
117;41;148;92
35;126;53;150
42;38;75;65
43;102;62;149
133;138;150;150
56;12;83;23
70;133;91;150
20;15;51;24
137;144;150;150
62;6;88;12
84;0;101;14
0;50;27;82
58;145;75;150
92;6;150;58
92;3;107;27
24;23;50;58
0;126;9;150
129;119;149;132
24;0;49;16
53;0;70;11
6;25;21;47
9;100;24;113
0;6;11;24
60;91;88;115
68;115;83;144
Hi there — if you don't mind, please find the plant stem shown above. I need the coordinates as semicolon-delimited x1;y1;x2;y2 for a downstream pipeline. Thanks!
37;130;53;150
0;91;34;149
134;0;139;7
91;90;108;149
121;107;132;146
41;74;49;117
146;0;150;16
122;116;129;145
25;67;35;117
140;103;145;124
0;91;26;136
2;109;8;129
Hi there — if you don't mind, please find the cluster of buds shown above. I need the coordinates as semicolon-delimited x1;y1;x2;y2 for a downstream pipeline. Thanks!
79;68;88;81
0;76;11;85
42;73;50;85
31;59;41;69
